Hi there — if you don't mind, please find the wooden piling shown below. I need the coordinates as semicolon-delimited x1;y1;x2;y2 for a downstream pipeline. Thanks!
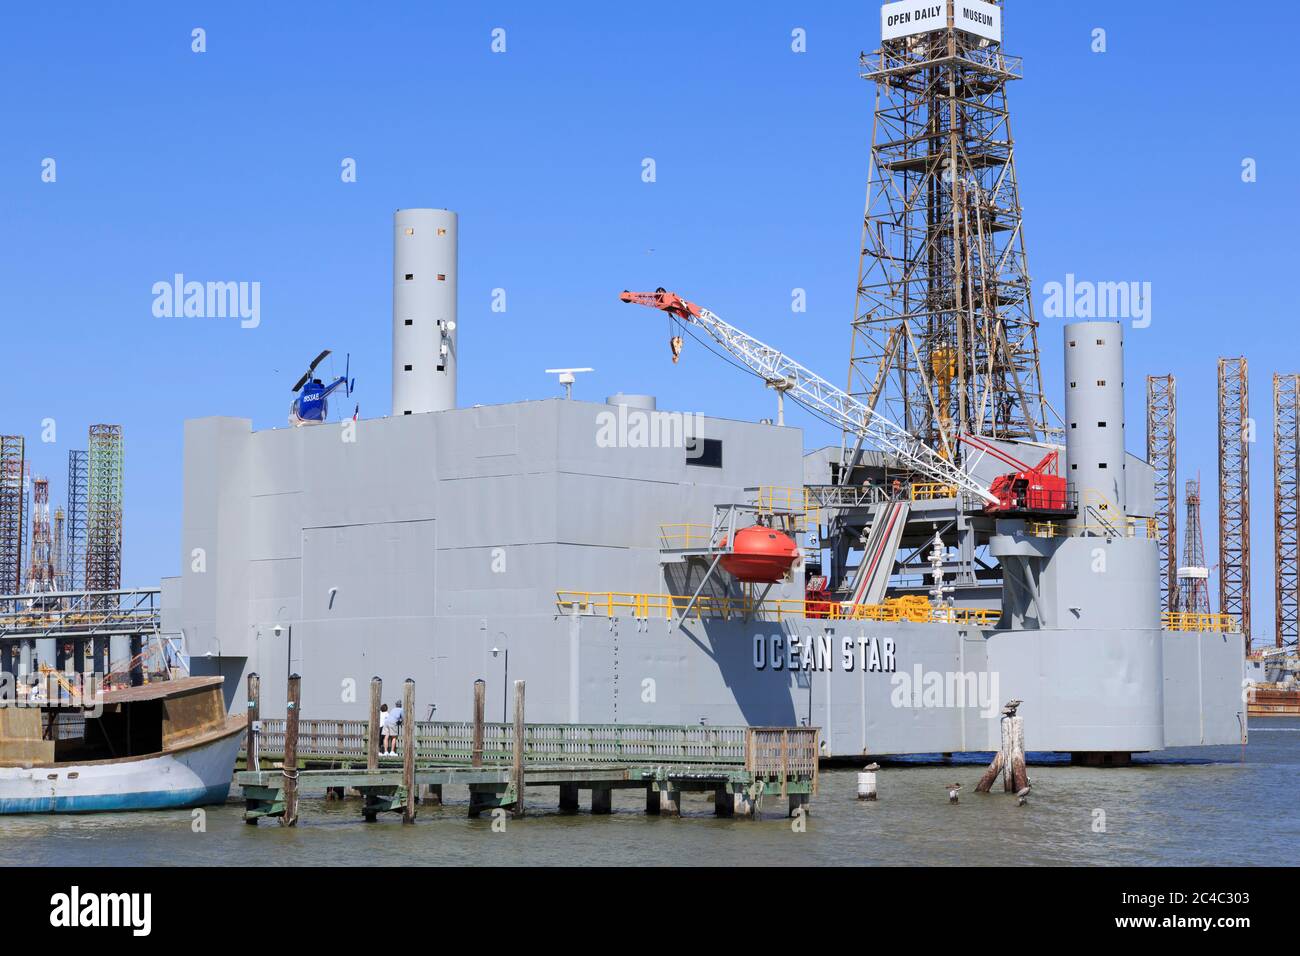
714;787;734;817
367;676;381;772
245;672;260;773
402;678;417;824
646;787;661;815
281;673;301;827
511;680;526;818
1009;715;1029;793
591;787;612;814
472;679;485;769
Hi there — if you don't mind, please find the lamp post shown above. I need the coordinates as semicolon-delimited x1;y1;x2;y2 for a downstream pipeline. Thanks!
274;623;293;679
491;646;509;722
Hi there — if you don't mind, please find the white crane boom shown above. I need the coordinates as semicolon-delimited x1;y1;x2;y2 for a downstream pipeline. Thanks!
620;289;997;504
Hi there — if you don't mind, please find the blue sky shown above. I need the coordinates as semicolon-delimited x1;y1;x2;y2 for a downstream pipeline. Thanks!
1;2;1295;642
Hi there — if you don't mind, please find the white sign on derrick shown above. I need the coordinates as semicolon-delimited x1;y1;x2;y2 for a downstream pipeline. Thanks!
881;0;1002;43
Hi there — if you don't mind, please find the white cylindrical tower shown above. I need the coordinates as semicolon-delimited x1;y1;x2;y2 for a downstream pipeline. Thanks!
1063;321;1127;527
393;208;457;415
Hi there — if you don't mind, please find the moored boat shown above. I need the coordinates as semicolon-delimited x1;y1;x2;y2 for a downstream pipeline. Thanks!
0;676;245;814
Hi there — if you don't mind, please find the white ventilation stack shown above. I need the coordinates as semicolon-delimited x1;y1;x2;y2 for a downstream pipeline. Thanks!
1063;320;1127;529
393;208;457;415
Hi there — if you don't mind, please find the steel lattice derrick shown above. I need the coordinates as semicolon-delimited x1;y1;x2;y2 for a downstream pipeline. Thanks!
65;449;88;592
1274;374;1298;649
86;424;124;597
1180;478;1211;615
0;436;24;601
1147;375;1177;613
1218;358;1251;649
849;3;1055;461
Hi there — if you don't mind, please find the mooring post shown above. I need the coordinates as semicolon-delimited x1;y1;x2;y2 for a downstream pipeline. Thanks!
402;678;417;824
281;673;301;827
1001;713;1015;791
1010;715;1029;793
472;678;485;768
660;782;681;817
511;680;526;818
367;676;381;771
246;672;260;773
857;762;879;800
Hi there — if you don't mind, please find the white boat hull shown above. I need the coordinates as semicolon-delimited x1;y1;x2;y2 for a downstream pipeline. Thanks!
0;728;242;815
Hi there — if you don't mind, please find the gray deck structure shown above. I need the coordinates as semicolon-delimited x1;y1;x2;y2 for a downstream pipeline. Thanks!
167;385;1244;757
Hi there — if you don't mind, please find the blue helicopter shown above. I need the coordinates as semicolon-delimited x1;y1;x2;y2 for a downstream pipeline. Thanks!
289;350;356;426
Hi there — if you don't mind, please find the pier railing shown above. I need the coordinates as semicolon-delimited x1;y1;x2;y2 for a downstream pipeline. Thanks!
250;719;819;778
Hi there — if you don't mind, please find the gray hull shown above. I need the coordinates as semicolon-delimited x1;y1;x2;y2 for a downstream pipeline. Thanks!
188;610;1244;756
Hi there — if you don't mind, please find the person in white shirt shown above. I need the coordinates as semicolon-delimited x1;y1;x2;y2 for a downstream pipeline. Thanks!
378;703;393;757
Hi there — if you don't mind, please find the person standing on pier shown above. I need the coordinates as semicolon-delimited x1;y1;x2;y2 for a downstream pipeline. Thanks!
391;699;404;757
379;703;394;757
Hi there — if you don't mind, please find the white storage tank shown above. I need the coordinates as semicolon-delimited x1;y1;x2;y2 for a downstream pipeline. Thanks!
393;208;457;415
1063;320;1127;527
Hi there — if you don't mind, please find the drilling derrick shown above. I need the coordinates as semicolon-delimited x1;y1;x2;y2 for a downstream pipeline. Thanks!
0;436;24;601
52;506;66;592
1178;477;1211;615
1217;357;1251;649
24;477;54;593
1147;375;1177;613
849;0;1054;463
66;448;88;592
85;424;124;596
1275;373;1299;649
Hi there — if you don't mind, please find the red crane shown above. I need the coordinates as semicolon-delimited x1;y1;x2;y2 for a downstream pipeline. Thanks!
959;433;1073;516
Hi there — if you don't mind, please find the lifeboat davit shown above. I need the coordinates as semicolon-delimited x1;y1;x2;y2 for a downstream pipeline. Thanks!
719;526;799;583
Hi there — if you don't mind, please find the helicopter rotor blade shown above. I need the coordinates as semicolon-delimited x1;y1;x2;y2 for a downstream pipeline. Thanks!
308;349;332;374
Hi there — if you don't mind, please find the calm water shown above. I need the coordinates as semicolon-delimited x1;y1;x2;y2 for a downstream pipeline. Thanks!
4;718;1297;867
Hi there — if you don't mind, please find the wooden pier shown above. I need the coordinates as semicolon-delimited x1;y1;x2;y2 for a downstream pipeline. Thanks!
239;675;819;825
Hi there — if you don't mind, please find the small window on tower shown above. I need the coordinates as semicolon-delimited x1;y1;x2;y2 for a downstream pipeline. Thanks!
1068;340;1077;347
404;364;413;372
1070;382;1077;388
404;227;414;236
1098;421;1107;427
437;274;446;281
1071;464;1077;471
1096;338;1105;345
404;410;412;416
1098;462;1108;469
404;319;413;326
1070;423;1077;429
1097;380;1106;386
437;228;447;237
404;273;414;281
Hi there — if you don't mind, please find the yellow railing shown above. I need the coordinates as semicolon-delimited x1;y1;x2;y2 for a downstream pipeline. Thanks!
752;486;820;529
556;591;999;626
1028;517;1158;540
910;482;958;501
658;523;715;549
1163;611;1239;633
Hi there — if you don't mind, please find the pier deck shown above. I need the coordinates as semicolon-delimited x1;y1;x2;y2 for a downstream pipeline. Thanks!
237;677;819;825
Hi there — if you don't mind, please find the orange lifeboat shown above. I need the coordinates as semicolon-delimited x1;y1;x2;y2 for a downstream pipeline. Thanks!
719;526;800;583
